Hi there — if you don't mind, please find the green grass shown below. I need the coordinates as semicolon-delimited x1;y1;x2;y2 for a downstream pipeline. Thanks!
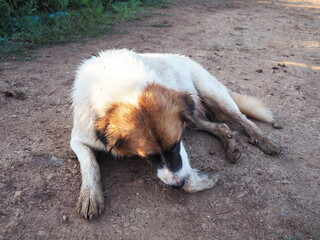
275;226;320;240
111;0;143;21
280;233;299;240
0;0;168;61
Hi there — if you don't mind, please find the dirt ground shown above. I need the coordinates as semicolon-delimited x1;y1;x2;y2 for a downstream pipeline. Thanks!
1;0;320;239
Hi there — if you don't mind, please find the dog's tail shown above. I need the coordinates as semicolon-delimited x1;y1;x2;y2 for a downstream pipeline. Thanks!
230;92;274;123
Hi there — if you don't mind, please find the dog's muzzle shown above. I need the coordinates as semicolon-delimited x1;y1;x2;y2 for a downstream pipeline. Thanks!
171;177;185;189
156;167;186;188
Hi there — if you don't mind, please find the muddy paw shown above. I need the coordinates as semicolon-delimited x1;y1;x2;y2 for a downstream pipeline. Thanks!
225;140;242;164
223;133;242;163
77;189;105;219
250;137;282;156
183;168;219;193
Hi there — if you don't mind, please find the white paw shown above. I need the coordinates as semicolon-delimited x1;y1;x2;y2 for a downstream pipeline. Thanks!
183;168;219;192
77;188;105;219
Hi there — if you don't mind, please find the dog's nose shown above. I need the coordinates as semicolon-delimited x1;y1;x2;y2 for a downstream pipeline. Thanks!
171;178;185;189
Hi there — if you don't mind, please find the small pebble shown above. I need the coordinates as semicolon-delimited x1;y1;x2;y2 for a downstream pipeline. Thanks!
4;91;26;100
280;210;288;217
282;179;291;184
63;215;67;221
4;91;14;97
276;179;291;184
272;123;283;129
209;151;215;155
278;63;286;67
14;191;22;198
256;168;263;175
15;91;26;100
256;69;263;73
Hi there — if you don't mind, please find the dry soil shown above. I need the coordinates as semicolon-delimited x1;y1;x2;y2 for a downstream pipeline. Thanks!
1;0;320;239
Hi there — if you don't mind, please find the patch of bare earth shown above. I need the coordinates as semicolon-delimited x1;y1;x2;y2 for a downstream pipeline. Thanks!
0;0;319;239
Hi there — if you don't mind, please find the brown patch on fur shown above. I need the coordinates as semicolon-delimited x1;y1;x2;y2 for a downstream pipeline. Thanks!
95;83;194;157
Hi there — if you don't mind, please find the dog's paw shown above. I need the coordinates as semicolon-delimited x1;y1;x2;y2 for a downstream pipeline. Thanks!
224;134;242;163
249;136;282;156
77;189;105;219
183;168;219;193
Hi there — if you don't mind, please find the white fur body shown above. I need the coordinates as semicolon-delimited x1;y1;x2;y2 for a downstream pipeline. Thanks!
71;49;281;219
72;49;243;119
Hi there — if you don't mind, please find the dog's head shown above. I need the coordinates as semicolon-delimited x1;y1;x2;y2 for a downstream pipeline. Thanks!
95;83;195;188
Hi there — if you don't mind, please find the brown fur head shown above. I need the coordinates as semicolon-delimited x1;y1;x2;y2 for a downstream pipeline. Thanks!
95;83;195;158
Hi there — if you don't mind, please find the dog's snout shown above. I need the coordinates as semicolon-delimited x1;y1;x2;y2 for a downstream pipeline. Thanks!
171;177;185;189
156;167;187;188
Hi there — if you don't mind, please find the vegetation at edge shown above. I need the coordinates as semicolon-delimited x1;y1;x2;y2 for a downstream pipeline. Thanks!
0;0;168;61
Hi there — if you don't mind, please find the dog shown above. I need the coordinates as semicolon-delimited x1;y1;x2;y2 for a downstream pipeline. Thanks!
70;49;282;219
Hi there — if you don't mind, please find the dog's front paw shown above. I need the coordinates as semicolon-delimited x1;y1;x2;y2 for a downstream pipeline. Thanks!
183;168;219;193
250;136;282;156
77;188;105;219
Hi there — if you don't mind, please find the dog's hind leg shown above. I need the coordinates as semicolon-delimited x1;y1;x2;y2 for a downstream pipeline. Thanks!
70;138;105;219
226;111;282;155
202;93;281;155
194;117;242;163
192;71;281;155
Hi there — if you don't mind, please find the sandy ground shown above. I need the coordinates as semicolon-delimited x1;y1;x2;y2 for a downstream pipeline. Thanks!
1;0;320;239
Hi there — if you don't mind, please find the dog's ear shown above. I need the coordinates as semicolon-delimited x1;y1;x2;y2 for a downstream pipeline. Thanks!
95;122;126;152
179;93;196;128
95;105;126;152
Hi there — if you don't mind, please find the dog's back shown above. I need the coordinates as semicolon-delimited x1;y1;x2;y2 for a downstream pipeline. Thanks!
72;50;215;116
72;50;151;117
